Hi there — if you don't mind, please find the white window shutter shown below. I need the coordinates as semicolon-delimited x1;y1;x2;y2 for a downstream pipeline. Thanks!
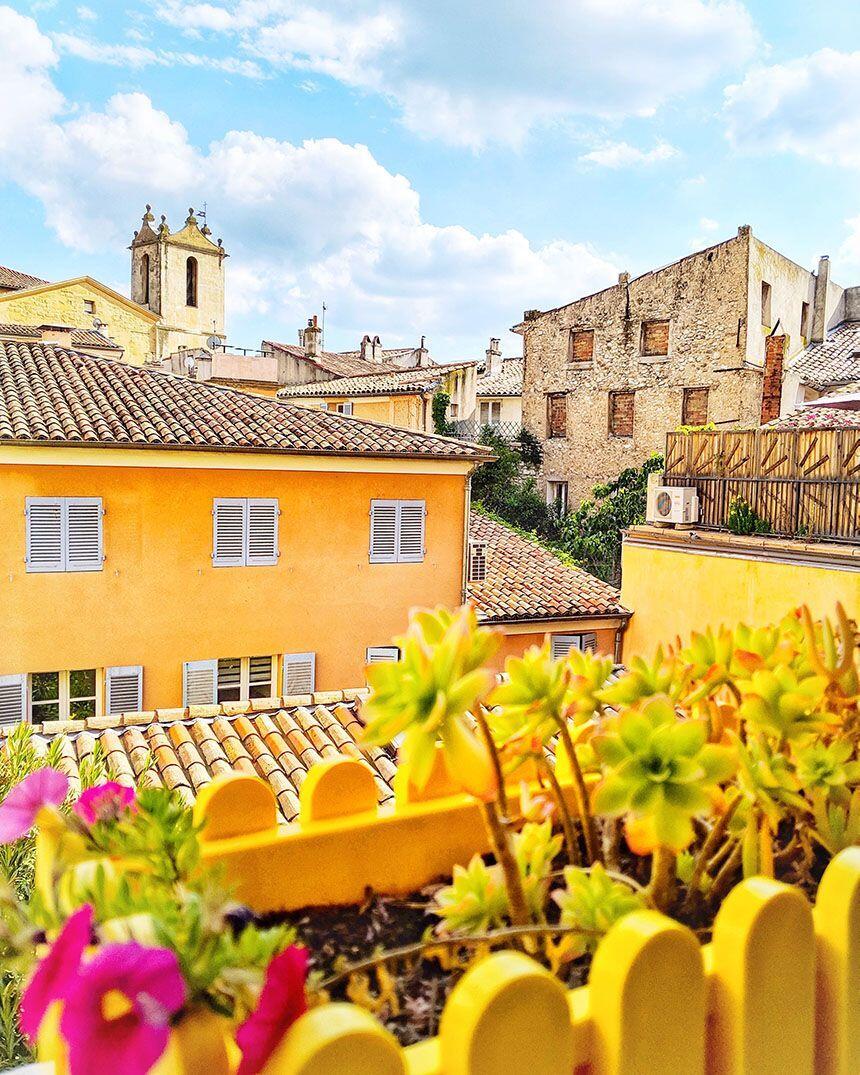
369;501;398;563
0;674;27;728
397;501;426;562
340;402;353;415
106;666;143;715
25;497;64;572
282;652;316;695
247;499;279;566
65;498;103;572
550;634;584;660
183;659;218;705
366;646;400;664
582;632;597;654
213;499;246;567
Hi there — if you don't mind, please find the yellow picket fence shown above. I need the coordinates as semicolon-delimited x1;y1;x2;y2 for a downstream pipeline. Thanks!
263;848;860;1075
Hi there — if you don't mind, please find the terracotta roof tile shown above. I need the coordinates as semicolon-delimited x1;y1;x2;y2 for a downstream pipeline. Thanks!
477;357;523;397
790;321;860;389
264;341;405;379
467;510;629;623
0;340;489;460
1;692;397;824
279;362;476;399
0;324;118;350
0;266;50;291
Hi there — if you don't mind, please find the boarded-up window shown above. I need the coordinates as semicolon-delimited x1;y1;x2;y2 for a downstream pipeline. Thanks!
569;329;594;363
682;387;709;427
547;393;567;438
609;391;635;437
641;320;670;357
761;281;772;326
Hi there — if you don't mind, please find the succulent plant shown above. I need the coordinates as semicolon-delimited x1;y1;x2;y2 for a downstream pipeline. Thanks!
431;855;509;935
552;864;644;955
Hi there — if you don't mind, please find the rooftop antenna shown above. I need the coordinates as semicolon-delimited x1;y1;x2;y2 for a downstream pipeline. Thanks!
321;301;327;351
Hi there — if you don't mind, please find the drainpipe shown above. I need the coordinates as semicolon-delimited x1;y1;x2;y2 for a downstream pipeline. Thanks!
462;473;472;605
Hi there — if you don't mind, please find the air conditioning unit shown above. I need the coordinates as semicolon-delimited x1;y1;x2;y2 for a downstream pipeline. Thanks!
646;485;699;525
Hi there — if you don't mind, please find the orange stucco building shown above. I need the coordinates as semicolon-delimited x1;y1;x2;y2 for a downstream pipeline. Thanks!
0;340;487;722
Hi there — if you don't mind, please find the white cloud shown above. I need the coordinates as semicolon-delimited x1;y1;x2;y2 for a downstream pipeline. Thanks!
699;217;719;232
76;4;97;20
156;0;759;149
838;215;860;271
724;49;860;169
52;32;265;78
579;140;680;168
0;6;619;357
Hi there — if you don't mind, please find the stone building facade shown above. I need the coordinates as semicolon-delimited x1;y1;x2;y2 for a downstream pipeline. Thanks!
517;226;850;508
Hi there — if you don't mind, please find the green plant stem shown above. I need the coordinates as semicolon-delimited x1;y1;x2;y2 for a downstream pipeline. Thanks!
647;846;676;912
480;801;530;927
684;793;740;908
475;706;508;817
709;840;743;905
555;719;601;865
538;756;581;867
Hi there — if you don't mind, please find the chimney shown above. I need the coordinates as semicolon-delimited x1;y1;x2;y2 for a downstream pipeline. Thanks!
760;333;787;425
300;315;322;357
38;324;75;347
737;224;751;239
811;255;830;344
618;271;630;287
523;309;542;321
486;337;502;377
371;335;383;363
359;334;372;361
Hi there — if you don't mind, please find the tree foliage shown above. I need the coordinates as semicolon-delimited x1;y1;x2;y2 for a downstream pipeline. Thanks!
431;391;454;435
558;454;664;585
470;427;558;539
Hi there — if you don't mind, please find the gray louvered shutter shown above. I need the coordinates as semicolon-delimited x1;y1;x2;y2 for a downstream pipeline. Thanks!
369;501;398;563
582;632;597;654
0;674;27;727
366;646;400;663
550;634;583;660
106;666;143;715
282;652;315;695
247;499;279;566
213;499;246;567
25;498;63;572
397;501;426;562
66;498;104;572
183;659;217;705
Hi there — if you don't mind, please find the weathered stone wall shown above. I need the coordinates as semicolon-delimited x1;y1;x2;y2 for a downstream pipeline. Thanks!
521;229;763;507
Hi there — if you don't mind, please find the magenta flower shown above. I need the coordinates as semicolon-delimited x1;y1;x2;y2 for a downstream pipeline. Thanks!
73;782;136;826
20;904;93;1040
60;943;186;1075
236;946;308;1075
0;767;68;844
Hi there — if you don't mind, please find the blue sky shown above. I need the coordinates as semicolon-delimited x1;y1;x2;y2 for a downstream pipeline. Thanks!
1;1;859;360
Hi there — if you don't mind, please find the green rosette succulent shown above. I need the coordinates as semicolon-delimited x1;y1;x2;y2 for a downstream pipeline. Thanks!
597;648;690;708
796;740;860;804
592;696;736;852
431;854;509;934
735;666;828;741
488;643;568;746
552;864;644;955
564;648;616;724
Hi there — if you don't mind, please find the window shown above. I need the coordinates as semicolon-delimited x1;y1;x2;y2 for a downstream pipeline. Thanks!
83;300;95;316
468;541;487;583
0;674;27;728
334;402;353;415
682;387;709;427
105;666;143;715
369;500;426;563
641;320;670;357
26;497;103;573
141;253;150;305
186;256;198;307
212;498;279;567
450;402;460;419
547;480;569;514
366;647;400;664
569;329;594;363
479;401;501;426
283;653;316;695
801;301;811;340
182;656;274;706
761;281;772;327
609;391;635;437
30;668;97;723
550;633;597;660
547;392;567;438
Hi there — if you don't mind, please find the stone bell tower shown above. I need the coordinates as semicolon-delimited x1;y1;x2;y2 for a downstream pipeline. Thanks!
130;205;228;357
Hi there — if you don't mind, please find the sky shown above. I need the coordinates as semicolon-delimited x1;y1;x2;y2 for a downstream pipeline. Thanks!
1;1;860;361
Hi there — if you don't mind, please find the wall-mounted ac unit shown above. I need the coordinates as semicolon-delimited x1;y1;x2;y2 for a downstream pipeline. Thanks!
646;485;699;525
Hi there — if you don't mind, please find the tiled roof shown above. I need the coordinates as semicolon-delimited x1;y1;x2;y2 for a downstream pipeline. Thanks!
467;511;629;623
264;340;404;379
790;321;860;389
0;340;489;460
278;362;475;399
0;693;396;824
763;407;860;431
0;323;119;350
477;357;523;397
0;265;49;291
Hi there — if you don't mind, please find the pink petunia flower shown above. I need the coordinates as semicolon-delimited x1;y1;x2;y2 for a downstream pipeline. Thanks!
19;904;93;1040
60;943;186;1075
0;768;69;844
236;946;308;1075
73;782;136;826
